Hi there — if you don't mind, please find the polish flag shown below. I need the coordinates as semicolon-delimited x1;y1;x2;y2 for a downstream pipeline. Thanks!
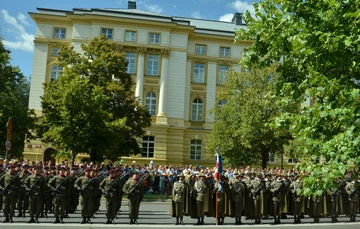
214;154;222;180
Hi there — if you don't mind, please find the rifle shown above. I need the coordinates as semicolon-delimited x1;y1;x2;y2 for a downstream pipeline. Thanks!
80;172;108;194
27;176;44;195
51;169;83;196
127;172;149;198
0;173;20;195
103;171;130;198
253;181;264;197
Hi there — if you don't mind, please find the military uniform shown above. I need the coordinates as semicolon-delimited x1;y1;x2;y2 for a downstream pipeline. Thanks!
290;177;302;223
251;174;264;224
24;169;45;223
231;174;245;225
42;169;53;217
74;172;96;224
171;174;187;225
48;169;68;223
100;170;118;224
193;173;208;225
17;169;32;217
345;179;359;222
123;172;145;224
0;168;20;223
271;177;284;224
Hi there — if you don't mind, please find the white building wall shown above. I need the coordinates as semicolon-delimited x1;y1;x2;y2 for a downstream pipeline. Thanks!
91;24;101;38
231;46;242;59
170;34;187;49
206;62;217;122
167;51;187;118
29;44;49;111
114;28;124;42
208;44;219;57
161;31;169;46
72;24;91;39
184;60;192;121
36;24;52;38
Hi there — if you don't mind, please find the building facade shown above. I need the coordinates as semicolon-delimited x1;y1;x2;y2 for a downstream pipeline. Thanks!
26;2;293;168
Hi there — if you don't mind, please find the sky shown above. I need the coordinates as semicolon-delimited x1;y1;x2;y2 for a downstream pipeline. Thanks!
0;0;258;78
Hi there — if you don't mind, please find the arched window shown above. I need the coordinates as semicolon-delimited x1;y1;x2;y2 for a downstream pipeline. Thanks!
51;65;63;82
192;98;203;121
145;92;157;116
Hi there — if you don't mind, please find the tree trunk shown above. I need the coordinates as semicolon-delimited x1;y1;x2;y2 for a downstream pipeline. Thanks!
261;151;268;169
90;149;97;163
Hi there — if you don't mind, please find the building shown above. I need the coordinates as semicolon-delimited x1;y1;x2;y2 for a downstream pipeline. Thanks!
26;1;293;168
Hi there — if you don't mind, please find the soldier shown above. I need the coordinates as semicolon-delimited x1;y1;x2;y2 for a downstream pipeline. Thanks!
92;168;102;216
24;166;45;223
251;172;264;224
290;175;302;224
345;176;359;222
48;166;68;224
42;166;53;217
312;193;322;223
231;173;245;225
213;175;227;225
123;171;145;224
100;169;118;224
0;165;20;223
74;168;95;224
67;167;79;214
271;173;285;224
193;173;207;225
115;168;125;217
17;164;32;217
171;173;187;225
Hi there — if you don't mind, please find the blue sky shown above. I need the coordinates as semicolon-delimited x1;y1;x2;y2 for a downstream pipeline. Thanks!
0;0;258;78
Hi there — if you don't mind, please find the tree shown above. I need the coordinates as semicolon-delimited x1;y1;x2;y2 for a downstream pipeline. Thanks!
236;0;360;196
0;39;37;158
206;67;293;168
39;36;151;165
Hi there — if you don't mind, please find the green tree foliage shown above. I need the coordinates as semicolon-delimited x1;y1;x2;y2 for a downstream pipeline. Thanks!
207;67;293;168
0;40;37;158
236;0;360;196
39;36;151;165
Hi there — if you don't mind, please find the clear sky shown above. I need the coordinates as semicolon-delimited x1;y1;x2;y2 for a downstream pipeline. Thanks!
0;0;258;78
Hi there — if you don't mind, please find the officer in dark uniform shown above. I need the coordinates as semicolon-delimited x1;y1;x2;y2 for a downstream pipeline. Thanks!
24;165;45;223
0;164;20;223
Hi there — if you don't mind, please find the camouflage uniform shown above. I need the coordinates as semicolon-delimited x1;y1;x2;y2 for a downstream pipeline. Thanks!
0;169;20;222
24;171;45;223
100;172;119;224
74;174;96;224
123;173;145;224
48;171;68;223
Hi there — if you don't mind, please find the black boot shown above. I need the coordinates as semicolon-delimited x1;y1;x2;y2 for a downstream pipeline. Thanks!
80;218;86;224
220;217;225;225
27;217;35;223
2;217;9;223
35;217;40;223
133;219;138;224
9;218;14;223
175;217;179;225
105;218;111;224
53;218;60;224
87;218;92;224
195;217;201;225
59;218;64;224
332;216;338;223
129;219;134;224
201;216;205;225
180;216;185;225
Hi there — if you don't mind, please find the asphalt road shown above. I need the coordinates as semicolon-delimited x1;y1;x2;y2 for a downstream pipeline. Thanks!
0;200;359;228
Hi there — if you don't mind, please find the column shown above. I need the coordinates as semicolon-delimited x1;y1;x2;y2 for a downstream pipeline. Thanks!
156;49;170;124
135;47;146;104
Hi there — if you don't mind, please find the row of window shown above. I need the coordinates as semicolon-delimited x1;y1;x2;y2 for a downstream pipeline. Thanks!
53;29;232;57
53;28;161;44
142;136;202;160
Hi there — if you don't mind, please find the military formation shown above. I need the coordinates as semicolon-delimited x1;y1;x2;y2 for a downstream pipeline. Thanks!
0;163;144;224
170;169;360;225
0;162;359;225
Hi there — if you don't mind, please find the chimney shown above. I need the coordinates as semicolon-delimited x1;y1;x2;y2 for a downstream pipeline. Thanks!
232;12;243;25
128;1;136;9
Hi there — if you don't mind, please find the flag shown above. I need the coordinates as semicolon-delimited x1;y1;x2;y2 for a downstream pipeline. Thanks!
215;154;222;180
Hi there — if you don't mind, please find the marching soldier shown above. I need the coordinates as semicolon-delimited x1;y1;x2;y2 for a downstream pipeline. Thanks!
312;193;322;223
48;166;68;224
193;173;208;225
24;166;45;223
0;165;20;223
271;173;285;224
231;173;245;225
123;171;145;224
74;168;95;224
251;172;264;224
290;175;302;224
171;173;187;225
345;176;359;222
17;164;32;217
115;168;125;217
100;169;118;224
42;166;53;217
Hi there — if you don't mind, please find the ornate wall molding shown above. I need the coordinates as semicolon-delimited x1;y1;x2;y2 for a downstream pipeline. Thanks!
137;46;147;54
160;48;170;57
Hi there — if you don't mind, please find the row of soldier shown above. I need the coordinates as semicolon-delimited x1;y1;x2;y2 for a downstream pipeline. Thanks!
170;171;360;225
0;163;360;225
0;164;144;224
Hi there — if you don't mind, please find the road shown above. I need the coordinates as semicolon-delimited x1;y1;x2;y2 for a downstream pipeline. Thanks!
0;200;359;228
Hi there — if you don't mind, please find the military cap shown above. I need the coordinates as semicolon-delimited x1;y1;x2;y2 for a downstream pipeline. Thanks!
109;169;116;173
8;164;15;169
84;168;91;172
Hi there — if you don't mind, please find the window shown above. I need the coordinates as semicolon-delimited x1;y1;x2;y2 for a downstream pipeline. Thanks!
142;136;155;158
146;54;159;76
218;65;229;84
125;31;137;42
288;158;298;163
50;65;63;82
193;63;205;83
125;52;136;74
101;28;113;40
53;28;66;39
220;47;230;57
145;92;157;116
218;100;227;106
195;45;207;55
190;140;202;160
149;33;160;44
268;152;276;163
51;48;60;56
192;98;203;121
